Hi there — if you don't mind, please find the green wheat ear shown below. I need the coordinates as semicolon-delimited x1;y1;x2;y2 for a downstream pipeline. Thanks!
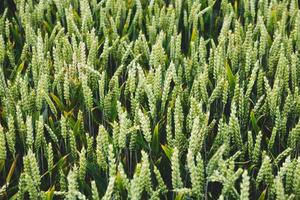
240;170;250;200
0;125;6;161
171;147;183;190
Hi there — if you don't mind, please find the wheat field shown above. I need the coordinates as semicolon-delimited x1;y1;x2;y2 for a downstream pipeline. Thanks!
0;0;300;199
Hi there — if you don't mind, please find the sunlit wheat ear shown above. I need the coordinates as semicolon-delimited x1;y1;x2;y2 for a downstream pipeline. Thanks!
171;147;183;190
293;158;300;196
153;165;167;194
23;149;41;200
7;114;15;155
187;150;204;198
81;74;93;109
78;147;86;181
188;117;204;155
252;131;262;164
47;143;53;173
240;170;250;200
138;109;152;144
61;115;67;140
69;130;77;159
66;166;79;200
17;172;26;200
140;151;152;194
0;35;5;63
174;95;186;153
34;115;44;151
0;125;6;161
129;163;142;200
256;153;274;186
86;133;94;160
91;180;100;200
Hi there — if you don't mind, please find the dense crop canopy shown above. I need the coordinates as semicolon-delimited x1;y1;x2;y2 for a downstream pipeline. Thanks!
1;0;300;199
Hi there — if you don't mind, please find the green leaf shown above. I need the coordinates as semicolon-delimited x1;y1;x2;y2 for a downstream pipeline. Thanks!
9;60;24;81
72;117;81;136
6;155;18;184
258;189;266;200
225;61;236;90
10;61;25;80
151;123;160;155
54;154;69;170
0;160;4;172
16;61;25;73
41;154;68;178
191;28;197;42
161;144;173;161
43;20;52;34
250;111;259;134
44;186;55;200
175;193;184;200
50;93;65;111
